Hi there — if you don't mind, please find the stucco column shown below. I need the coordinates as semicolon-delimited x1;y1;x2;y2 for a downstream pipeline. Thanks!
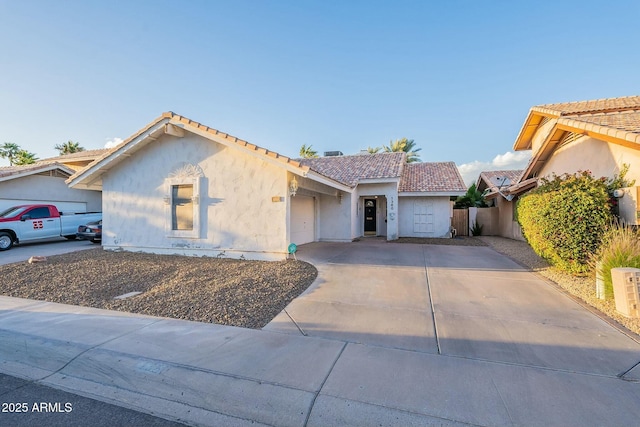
386;194;399;240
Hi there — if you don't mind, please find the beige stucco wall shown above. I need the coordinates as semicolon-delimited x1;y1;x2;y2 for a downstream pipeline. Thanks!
101;132;289;260
398;196;452;238
473;207;499;236
496;196;525;241
539;136;640;183
0;175;101;212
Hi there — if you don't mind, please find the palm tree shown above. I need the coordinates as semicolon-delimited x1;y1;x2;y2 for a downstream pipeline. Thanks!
299;144;319;158
55;140;85;155
0;142;21;165
13;149;38;165
383;138;422;163
454;183;487;208
366;146;381;154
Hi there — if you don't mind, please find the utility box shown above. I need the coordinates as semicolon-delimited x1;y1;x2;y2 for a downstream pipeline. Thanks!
611;267;640;318
617;186;640;225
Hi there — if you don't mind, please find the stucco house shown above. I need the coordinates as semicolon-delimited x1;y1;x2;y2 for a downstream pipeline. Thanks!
67;112;466;260
0;150;106;212
484;95;640;239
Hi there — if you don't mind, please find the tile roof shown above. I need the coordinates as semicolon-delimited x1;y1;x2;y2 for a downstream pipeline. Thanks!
562;110;640;134
477;170;523;190
71;112;308;188
0;162;73;180
40;149;109;163
533;95;640;117
299;152;406;187
399;162;467;193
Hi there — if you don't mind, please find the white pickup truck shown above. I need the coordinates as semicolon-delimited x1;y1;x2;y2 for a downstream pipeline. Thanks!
0;204;102;250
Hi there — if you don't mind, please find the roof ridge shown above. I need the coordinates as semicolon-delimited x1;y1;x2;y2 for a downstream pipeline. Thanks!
533;95;640;116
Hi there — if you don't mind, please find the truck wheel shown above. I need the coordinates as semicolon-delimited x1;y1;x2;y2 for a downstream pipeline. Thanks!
0;232;14;251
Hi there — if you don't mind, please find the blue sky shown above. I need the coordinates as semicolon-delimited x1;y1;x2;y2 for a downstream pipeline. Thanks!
1;1;639;184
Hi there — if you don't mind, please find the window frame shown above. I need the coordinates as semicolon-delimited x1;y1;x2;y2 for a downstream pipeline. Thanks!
165;176;201;239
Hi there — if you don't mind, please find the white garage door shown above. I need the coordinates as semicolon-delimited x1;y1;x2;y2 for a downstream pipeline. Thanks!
414;200;435;233
291;195;315;244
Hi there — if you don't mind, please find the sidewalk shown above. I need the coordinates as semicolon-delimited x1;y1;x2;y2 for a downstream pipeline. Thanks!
1;241;640;426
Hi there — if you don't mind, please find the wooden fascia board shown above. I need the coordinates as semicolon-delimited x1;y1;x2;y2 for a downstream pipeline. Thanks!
513;110;562;151
555;122;640;151
513;112;551;151
520;125;566;179
67;119;170;188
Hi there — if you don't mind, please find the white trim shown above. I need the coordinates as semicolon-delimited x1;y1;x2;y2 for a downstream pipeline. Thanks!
67;119;170;190
399;191;465;197
164;175;201;239
357;178;400;184
303;171;353;193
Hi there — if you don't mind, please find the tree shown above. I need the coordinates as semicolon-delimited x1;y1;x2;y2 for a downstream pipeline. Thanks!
454;183;487;208
383;138;422;163
13;149;38;165
366;146;381;154
299;144;318;158
55;140;85;155
0;142;21;165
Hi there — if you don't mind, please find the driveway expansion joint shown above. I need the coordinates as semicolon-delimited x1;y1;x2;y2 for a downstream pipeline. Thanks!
284;308;307;336
423;246;441;355
303;341;347;427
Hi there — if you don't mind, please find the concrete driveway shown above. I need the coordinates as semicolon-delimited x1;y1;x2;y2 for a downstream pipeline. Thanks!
0;238;95;265
1;239;640;426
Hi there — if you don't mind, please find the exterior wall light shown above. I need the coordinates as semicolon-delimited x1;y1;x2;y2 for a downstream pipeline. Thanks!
289;176;299;196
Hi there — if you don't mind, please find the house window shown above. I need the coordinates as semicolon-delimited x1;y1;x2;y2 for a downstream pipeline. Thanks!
171;184;193;230
165;175;201;239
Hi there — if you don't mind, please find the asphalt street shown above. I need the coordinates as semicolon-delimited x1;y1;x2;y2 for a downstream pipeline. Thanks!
0;373;188;427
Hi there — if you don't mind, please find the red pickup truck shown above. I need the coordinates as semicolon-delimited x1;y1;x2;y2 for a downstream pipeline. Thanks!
0;204;102;251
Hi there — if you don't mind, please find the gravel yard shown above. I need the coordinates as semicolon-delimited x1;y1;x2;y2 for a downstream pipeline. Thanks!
3;236;639;338
0;249;317;329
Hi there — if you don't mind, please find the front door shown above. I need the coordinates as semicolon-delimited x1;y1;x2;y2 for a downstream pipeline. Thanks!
364;199;376;235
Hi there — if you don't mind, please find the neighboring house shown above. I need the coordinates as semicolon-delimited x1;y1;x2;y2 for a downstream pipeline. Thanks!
0;149;106;213
473;170;524;238
476;170;523;200
39;149;109;172
67;112;466;260
484;95;640;240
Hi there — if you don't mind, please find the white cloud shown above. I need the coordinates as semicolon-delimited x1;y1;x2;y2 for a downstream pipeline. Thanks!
104;137;123;149
457;150;531;187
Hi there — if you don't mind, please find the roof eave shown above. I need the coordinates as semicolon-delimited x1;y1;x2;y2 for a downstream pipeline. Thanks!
67;117;170;189
399;191;465;197
513;110;557;151
303;170;354;193
0;163;75;183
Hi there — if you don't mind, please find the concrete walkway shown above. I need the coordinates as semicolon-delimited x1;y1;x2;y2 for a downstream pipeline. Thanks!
2;240;640;426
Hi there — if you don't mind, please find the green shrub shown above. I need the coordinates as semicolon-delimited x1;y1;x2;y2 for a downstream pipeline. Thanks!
470;221;483;236
591;224;640;299
517;171;612;275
